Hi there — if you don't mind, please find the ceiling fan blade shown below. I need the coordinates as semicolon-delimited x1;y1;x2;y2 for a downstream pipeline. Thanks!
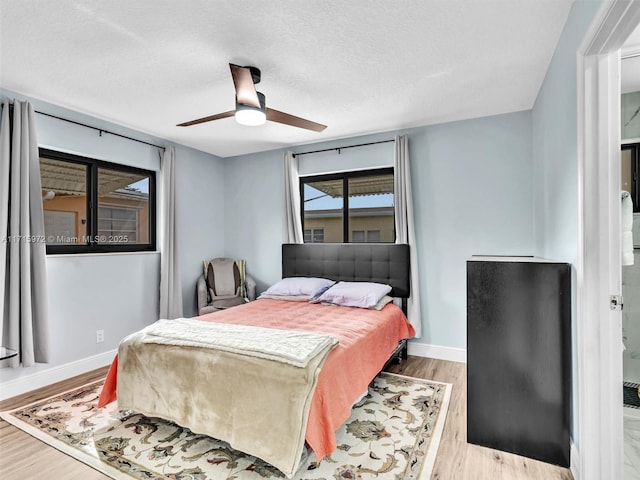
266;108;327;132
176;111;235;127
229;63;261;108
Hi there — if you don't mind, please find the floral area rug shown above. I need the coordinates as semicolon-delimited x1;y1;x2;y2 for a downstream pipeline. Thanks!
0;372;451;480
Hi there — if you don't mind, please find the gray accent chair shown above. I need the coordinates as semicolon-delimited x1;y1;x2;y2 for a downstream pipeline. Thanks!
197;259;257;316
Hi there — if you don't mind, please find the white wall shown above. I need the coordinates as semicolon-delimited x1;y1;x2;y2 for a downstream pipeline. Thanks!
0;90;225;387
224;110;534;352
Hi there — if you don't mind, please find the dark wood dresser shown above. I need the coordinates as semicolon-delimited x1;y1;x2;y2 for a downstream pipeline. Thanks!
466;257;571;467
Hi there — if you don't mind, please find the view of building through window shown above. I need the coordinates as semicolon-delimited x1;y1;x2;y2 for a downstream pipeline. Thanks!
40;157;88;245
97;167;150;244
301;169;394;243
39;150;155;253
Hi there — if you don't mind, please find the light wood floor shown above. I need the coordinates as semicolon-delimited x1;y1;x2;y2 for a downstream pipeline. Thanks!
385;357;573;480
0;357;573;480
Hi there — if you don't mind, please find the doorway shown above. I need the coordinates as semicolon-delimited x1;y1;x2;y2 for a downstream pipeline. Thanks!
621;30;640;479
578;2;640;480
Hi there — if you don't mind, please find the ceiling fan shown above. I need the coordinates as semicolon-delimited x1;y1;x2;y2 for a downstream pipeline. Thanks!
177;64;327;132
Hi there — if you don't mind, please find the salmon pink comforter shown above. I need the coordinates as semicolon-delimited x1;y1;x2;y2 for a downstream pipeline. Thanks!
99;298;414;465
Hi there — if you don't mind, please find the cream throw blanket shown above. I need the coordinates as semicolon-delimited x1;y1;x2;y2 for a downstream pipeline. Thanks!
141;318;337;367
117;319;338;478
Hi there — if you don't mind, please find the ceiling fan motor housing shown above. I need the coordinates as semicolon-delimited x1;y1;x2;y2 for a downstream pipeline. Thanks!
246;66;261;84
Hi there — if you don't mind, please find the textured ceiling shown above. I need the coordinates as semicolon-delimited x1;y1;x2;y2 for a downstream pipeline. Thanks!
0;0;573;158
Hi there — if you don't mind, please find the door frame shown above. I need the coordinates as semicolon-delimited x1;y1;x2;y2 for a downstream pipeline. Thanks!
577;2;640;479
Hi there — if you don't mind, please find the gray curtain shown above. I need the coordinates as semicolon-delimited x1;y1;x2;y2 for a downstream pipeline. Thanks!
284;151;303;243
394;135;421;337
159;146;184;319
0;100;50;366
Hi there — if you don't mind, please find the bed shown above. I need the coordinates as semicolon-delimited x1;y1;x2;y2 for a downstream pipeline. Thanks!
98;243;415;477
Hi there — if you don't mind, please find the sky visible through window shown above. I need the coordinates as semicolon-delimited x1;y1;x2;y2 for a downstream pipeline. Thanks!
129;178;149;194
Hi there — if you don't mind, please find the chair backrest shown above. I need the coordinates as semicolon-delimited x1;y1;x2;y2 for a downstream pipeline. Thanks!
205;258;241;297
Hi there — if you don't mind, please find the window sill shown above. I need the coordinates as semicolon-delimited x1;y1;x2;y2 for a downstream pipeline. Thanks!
46;250;160;258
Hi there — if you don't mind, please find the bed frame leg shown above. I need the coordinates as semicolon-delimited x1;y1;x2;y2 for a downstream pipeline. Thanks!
398;341;408;362
381;340;408;372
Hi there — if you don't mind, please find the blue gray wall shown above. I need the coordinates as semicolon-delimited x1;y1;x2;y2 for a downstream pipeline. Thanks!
0;1;603;404
0;89;226;384
533;0;601;262
531;0;603;447
224;110;534;350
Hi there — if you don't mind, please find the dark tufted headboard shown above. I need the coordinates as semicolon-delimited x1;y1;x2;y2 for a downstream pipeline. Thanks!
281;243;410;298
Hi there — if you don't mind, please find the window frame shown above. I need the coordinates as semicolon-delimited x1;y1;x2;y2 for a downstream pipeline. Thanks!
300;167;394;243
40;148;157;254
621;143;639;213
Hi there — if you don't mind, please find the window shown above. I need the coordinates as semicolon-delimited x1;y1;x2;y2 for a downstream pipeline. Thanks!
622;143;639;212
40;148;156;253
98;207;139;243
303;228;325;243
301;168;394;243
352;230;365;242
366;230;381;242
351;230;380;242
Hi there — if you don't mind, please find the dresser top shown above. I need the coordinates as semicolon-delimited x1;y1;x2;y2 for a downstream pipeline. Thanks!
468;255;566;263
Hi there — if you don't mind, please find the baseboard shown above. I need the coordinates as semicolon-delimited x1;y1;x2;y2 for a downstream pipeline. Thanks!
408;341;466;363
624;405;640;419
570;441;580;480
0;349;116;401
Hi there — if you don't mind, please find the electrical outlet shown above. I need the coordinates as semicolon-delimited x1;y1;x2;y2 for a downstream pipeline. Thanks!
96;329;104;343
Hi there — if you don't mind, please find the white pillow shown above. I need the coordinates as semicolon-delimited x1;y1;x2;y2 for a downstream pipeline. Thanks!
261;277;335;297
369;295;394;311
313;281;392;309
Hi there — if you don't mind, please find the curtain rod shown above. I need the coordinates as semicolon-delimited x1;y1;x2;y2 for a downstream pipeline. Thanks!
34;110;166;150
293;138;395;157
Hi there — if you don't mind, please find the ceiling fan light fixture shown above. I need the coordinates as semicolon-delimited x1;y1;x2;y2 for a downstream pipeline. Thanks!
235;107;266;126
235;92;266;126
178;64;326;131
